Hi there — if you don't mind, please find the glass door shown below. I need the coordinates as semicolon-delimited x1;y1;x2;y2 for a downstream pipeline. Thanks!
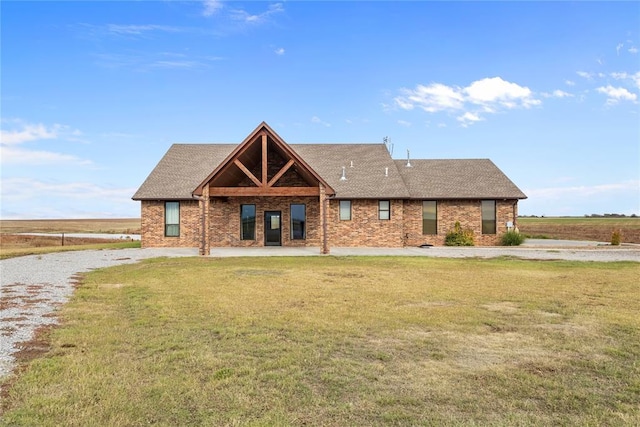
264;211;282;246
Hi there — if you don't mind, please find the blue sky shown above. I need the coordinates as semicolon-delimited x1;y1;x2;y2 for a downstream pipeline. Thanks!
1;1;638;219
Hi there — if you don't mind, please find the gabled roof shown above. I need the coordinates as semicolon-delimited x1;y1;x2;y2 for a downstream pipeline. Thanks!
394;159;527;199
192;122;333;196
132;123;527;201
132;144;235;200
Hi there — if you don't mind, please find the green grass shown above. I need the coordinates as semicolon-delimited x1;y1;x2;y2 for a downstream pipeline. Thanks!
0;241;140;260
2;257;639;426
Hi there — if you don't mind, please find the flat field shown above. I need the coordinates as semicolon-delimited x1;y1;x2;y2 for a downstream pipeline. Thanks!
2;257;638;425
518;217;640;243
0;219;142;259
0;218;140;234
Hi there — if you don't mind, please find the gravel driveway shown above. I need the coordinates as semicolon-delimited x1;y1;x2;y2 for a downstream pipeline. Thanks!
1;245;638;381
1;248;195;380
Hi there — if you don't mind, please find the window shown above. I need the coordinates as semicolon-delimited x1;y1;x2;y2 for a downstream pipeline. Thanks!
241;204;256;240
165;201;180;237
422;201;437;234
339;200;351;220
481;200;496;234
291;204;306;240
379;200;390;220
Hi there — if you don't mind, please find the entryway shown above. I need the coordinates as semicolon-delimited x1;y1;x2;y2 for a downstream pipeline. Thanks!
264;211;282;246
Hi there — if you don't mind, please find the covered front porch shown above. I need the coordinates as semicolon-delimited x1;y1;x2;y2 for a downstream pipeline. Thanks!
193;123;333;255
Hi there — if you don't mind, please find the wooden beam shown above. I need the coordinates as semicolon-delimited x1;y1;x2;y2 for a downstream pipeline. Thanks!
233;159;262;187
261;134;268;186
267;159;295;187
209;187;320;197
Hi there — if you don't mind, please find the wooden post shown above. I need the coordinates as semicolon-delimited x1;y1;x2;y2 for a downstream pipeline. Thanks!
198;185;211;256
320;184;330;254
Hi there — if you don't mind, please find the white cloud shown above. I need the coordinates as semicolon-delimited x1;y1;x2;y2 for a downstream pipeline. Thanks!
311;116;331;127
1;178;138;219
457;112;483;127
230;3;284;24
395;83;465;112
629;47;639;54
275;47;285;56
542;90;573;98
565;80;575;86
394;77;539;127
0;122;58;145
2;178;134;201
0;147;92;166
596;85;638;105
465;77;539;108
202;0;223;17
0;120;91;166
576;71;593;80
105;24;181;36
611;71;640;89
397;120;411;127
616;43;624;55
150;60;200;69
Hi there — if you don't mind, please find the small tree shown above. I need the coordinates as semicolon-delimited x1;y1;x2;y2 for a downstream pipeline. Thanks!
611;229;622;246
445;221;475;246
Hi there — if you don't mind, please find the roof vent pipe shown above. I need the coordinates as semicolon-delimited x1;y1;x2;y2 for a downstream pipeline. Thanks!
340;166;347;181
406;149;412;167
384;167;389;177
350;160;354;168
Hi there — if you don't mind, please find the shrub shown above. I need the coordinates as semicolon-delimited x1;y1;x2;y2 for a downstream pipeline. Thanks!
611;229;622;246
445;221;475;246
501;230;525;246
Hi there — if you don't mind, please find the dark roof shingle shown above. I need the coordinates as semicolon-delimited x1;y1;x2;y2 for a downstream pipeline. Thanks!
394;159;527;199
132;143;526;200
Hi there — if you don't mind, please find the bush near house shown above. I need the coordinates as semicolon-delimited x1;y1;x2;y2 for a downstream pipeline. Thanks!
445;221;475;246
501;230;525;246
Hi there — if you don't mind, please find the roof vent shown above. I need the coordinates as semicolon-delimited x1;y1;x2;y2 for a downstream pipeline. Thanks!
350;160;354;168
384;167;389;177
406;149;412;167
340;166;347;181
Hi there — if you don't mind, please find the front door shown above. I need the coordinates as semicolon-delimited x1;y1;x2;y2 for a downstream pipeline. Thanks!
264;211;282;246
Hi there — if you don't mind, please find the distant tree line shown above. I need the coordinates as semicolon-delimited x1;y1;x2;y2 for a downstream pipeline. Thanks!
520;214;638;218
584;213;638;218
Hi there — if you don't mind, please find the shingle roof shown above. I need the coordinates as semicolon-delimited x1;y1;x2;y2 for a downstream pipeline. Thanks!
394;159;527;199
132;143;526;200
132;144;236;200
290;144;410;199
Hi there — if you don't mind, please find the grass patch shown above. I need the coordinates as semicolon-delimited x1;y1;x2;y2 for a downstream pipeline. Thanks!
2;257;639;425
0;241;140;260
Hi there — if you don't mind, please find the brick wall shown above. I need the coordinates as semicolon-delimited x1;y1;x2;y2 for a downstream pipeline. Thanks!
209;196;321;247
141;198;520;249
140;200;201;248
403;199;519;247
326;199;405;247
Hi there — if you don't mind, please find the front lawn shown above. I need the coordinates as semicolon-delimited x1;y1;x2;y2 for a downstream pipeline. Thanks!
2;257;639;425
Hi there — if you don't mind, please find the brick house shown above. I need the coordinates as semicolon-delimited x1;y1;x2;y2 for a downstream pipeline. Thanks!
133;122;526;254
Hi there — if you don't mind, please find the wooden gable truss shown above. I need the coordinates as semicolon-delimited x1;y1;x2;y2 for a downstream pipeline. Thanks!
193;122;334;197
